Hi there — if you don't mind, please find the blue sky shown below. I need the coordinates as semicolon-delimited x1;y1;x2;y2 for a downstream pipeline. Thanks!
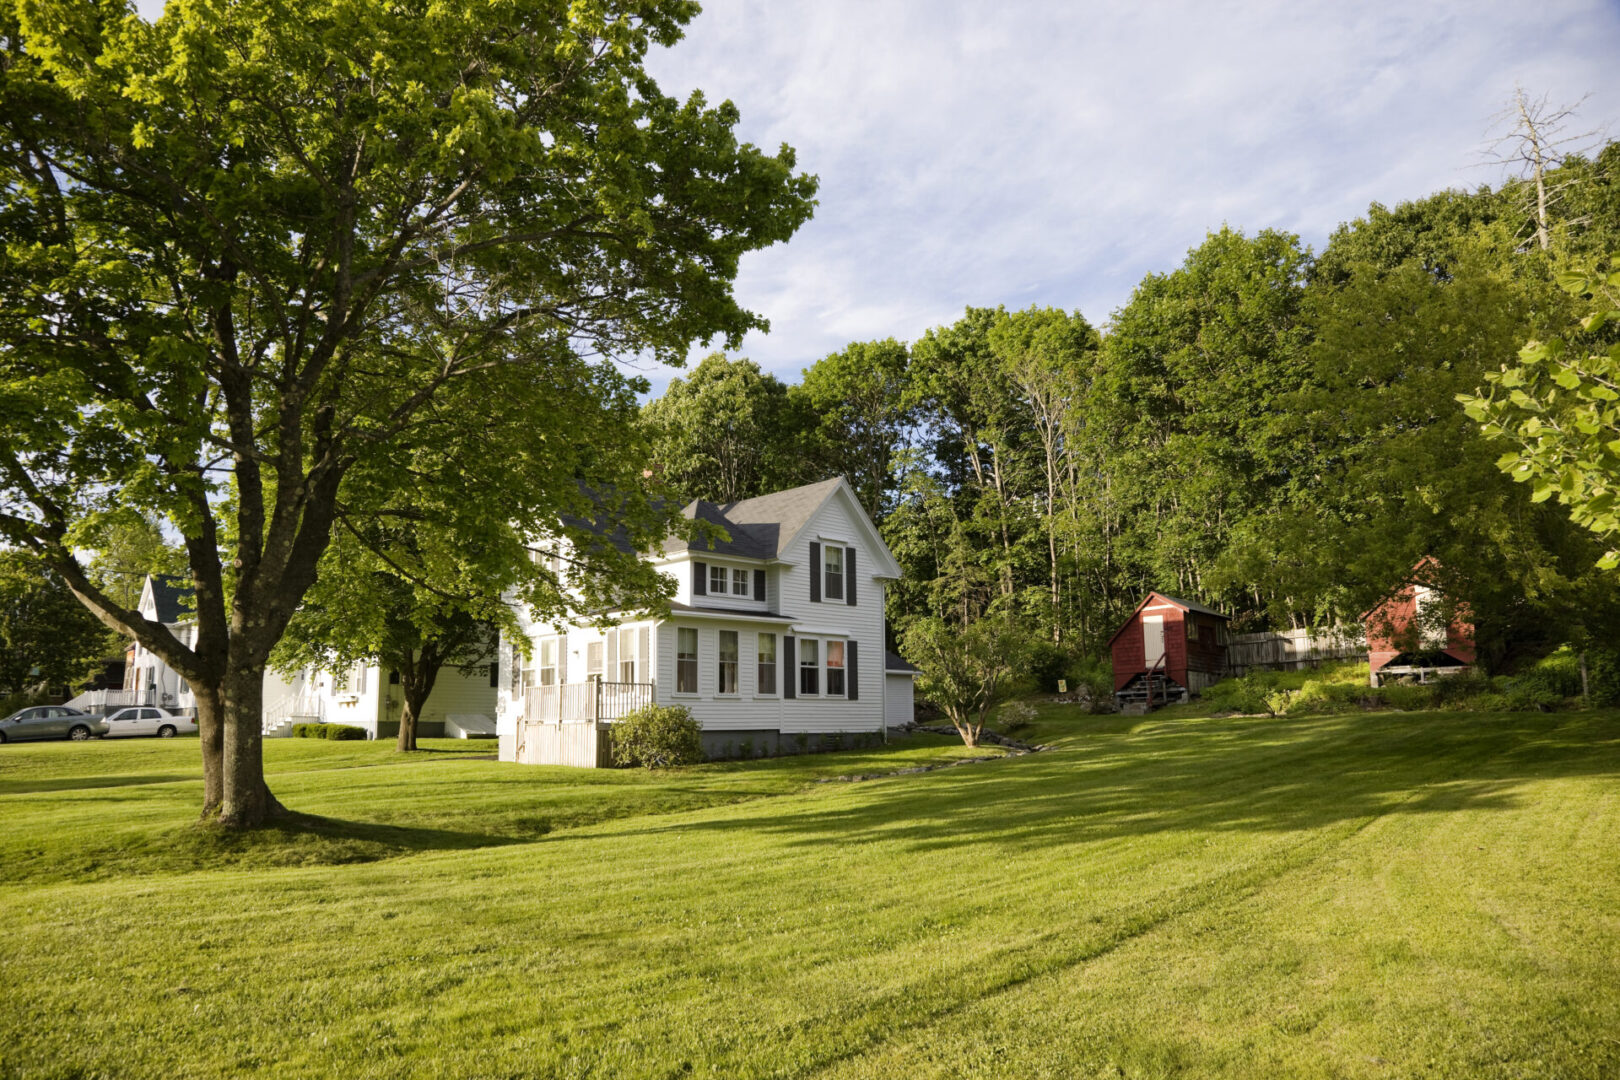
637;0;1620;392
133;0;1620;395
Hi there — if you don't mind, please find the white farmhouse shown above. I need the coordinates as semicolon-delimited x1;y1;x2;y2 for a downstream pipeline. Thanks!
498;476;919;765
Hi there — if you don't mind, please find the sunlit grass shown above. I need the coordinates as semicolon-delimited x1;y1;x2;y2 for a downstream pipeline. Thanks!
1;707;1617;1079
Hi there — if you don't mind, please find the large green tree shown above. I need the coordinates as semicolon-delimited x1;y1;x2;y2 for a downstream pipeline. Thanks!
642;353;802;502
0;0;815;825
0;550;108;697
790;339;913;520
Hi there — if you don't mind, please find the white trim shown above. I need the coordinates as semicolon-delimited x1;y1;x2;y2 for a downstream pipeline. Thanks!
884;668;919;677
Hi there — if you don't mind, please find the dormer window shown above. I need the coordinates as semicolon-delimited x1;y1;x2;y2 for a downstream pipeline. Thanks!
824;546;844;601
732;568;749;596
710;564;728;595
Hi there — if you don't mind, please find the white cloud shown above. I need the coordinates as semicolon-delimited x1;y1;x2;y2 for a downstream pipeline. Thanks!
128;0;1620;392
641;0;1620;387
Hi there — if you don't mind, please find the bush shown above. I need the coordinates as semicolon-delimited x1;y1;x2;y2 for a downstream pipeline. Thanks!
610;704;702;768
291;722;367;740
995;700;1037;732
1203;671;1281;714
1026;641;1070;693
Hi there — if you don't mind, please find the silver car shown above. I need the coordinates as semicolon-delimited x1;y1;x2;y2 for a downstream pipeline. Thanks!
101;706;196;739
0;706;108;743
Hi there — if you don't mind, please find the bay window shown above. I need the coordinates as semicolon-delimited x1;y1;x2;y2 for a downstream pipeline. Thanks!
757;633;777;695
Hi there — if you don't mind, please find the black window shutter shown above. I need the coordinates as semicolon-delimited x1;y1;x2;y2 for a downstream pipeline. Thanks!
693;560;707;596
846;640;858;700
754;568;766;603
783;636;796;698
846;548;857;606
809;542;821;602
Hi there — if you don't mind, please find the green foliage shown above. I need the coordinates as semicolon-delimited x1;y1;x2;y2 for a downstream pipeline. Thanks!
903;612;1033;746
1025;640;1071;693
993;700;1037;733
0;551;111;696
0;0;816;821
790;339;914;519
291;723;367;741
1460;256;1620;566
643;355;804;504
610;704;703;768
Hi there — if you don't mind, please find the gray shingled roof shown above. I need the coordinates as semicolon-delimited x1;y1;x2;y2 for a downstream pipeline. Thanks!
665;477;843;560
148;575;194;623
884;649;920;673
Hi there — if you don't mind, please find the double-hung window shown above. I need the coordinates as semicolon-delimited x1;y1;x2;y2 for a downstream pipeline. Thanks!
676;628;699;693
757;633;777;695
617;627;637;682
538;638;558;686
710;564;728;595
718;631;739;694
824;546;844;601
825;640;846;697
586;642;603;681
732;568;750;596
799;638;820;696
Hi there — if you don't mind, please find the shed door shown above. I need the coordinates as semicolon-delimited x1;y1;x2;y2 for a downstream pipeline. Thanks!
1142;615;1165;665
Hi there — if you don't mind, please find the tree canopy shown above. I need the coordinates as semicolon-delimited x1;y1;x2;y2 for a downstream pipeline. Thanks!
0;0;816;824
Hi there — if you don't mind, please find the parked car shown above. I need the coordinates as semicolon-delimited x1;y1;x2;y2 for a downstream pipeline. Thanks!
101;706;197;739
0;706;108;743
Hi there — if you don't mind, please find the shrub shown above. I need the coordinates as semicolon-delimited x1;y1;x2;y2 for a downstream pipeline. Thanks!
1026;641;1070;693
1203;671;1280;715
292;722;367;740
995;700;1037;732
1378;683;1434;711
1281;680;1366;716
610;704;702;768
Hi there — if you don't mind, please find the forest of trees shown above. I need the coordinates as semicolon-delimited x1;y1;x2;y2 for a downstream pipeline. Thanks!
643;141;1620;672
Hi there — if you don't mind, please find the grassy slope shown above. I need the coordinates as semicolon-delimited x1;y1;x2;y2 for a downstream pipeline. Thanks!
1;709;1617;1079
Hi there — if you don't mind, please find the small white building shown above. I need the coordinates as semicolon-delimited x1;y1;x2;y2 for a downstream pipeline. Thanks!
73;575;496;739
498;476;920;765
265;661;498;740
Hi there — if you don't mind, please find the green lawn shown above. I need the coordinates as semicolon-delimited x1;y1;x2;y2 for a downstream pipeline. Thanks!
1;708;1617;1079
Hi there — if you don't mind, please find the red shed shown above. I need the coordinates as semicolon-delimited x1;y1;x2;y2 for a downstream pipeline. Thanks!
1363;561;1475;686
1107;592;1231;707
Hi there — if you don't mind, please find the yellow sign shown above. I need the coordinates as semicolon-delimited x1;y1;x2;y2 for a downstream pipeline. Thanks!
1057;679;1068;694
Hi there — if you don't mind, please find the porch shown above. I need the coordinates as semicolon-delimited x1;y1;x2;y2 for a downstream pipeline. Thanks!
516;679;654;767
523;679;654;723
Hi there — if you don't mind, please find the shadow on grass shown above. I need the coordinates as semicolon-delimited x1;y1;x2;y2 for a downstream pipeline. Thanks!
0;811;534;887
0;773;200;797
588;710;1620;854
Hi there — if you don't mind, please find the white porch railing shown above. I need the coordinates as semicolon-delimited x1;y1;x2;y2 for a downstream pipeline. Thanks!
525;679;653;724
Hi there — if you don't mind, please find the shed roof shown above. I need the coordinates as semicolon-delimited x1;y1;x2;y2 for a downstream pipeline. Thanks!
884;649;920;674
1105;590;1229;647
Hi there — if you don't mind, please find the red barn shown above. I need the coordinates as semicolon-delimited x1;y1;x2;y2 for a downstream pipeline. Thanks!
1107;592;1231;707
1363;563;1475;686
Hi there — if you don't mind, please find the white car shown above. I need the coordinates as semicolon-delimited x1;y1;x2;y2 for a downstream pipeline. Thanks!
101;707;196;739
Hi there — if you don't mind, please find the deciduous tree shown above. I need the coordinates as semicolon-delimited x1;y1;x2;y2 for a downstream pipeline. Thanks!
0;0;815;825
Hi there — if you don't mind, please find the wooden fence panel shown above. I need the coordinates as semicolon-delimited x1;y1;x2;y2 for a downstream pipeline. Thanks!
1226;627;1365;675
516;721;614;767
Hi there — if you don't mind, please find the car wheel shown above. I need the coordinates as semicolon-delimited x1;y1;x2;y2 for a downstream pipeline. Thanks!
68;725;93;741
0;731;7;744
157;725;177;738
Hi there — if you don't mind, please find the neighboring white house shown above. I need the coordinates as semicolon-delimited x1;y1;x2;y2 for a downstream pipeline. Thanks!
72;574;497;739
498;476;920;765
265;660;498;740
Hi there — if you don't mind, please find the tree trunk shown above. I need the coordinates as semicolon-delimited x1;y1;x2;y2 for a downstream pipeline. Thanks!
216;661;282;827
194;684;225;819
396;676;437;752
